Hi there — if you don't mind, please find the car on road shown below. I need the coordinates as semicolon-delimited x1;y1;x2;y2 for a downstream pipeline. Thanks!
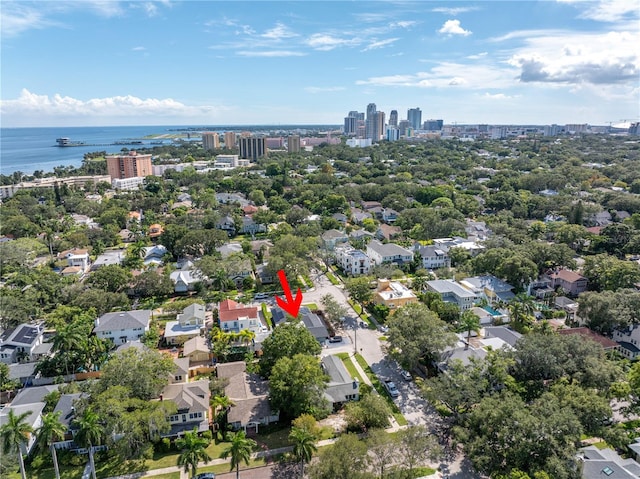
360;321;367;328
378;325;389;333
192;473;215;479
328;335;343;343
254;293;270;300
400;370;412;381
384;380;399;398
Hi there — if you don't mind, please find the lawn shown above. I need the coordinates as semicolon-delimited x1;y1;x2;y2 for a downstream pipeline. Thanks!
303;302;318;311
354;353;408;426
336;352;365;383
326;272;340;285
146;473;180;479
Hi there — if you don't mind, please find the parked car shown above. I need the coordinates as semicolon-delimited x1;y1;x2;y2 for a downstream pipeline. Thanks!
378;325;389;333
400;370;412;381
254;293;269;300
328;335;343;343
384;380;399;398
193;474;215;479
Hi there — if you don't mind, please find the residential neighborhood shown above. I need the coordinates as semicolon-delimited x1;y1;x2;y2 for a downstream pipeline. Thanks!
2;133;640;479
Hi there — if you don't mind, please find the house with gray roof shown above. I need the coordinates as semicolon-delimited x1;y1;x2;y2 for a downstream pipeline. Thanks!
0;322;46;364
216;361;279;434
299;307;329;343
322;355;359;410
91;250;124;271
163;303;205;346
160;379;210;437
52;392;88;450
460;275;516;303
414;244;451;270
366;239;413;266
0;402;45;454
321;229;349;250
94;310;151;346
579;445;640;479
427;279;480;311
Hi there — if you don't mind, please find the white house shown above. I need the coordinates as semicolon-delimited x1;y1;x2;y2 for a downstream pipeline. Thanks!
219;300;261;334
322;355;360;410
414;244;451;270
334;245;371;276
0;403;45;454
0;323;46;364
163;303;206;346
613;325;640;360
94;310;151;345
366;240;414;266
58;248;90;272
142;244;168;267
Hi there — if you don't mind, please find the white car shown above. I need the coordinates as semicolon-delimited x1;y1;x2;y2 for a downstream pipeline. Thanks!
400;370;412;381
384;380;399;398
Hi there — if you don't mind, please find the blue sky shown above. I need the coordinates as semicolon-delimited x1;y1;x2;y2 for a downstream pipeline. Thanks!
1;0;638;127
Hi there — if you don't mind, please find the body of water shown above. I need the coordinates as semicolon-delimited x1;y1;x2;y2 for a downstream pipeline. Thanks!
0;124;340;176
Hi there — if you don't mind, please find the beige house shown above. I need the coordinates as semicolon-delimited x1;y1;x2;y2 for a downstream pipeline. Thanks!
373;279;418;309
182;336;211;364
160;379;210;437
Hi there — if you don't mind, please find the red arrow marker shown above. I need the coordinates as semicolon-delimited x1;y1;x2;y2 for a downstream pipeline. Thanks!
276;269;303;317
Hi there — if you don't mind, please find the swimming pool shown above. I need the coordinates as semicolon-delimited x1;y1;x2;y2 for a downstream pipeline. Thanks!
483;305;503;316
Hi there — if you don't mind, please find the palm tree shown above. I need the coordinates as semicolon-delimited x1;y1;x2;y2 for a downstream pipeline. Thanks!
0;409;34;479
238;329;255;348
212;269;234;292
211;396;235;432
73;409;103;479
37;411;66;479
52;322;86;376
289;426;317;478
221;430;257;479
176;428;211;478
457;310;481;349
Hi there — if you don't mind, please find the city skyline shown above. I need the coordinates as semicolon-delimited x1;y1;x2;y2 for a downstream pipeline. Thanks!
1;0;638;127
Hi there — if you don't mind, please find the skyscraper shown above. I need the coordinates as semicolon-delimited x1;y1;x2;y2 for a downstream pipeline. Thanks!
407;108;422;131
224;131;237;149
105;151;153;179
344;111;361;136
424;119;444;131
202;132;219;150
365;103;378;140
389;110;398;127
376;111;386;141
238;137;267;160
288;135;301;153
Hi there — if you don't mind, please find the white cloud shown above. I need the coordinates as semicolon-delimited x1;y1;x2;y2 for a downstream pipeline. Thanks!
362;38;399;52
132;46;146;51
432;6;479;15
0;4;61;37
236;50;306;57
304;86;346;93
482;92;519;100
506;30;639;86
438;20;472;37
81;1;125;17
261;22;298;40
467;52;488;60
578;0;639;22
0;89;227;126
306;34;358;51
389;21;418;28
355;62;517;89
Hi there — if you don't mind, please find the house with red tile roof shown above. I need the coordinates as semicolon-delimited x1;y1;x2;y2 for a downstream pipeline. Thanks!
218;299;261;334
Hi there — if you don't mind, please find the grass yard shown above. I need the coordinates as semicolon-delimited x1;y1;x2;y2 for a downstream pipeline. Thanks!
326;272;340;285
336;352;365;383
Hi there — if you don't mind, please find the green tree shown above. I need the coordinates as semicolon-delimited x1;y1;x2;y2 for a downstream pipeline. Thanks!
289;426;318;478
0;409;33;479
345;276;374;305
457;309;481;348
269;353;330;419
94;348;175;400
398;425;441;476
221;430;257;479
386;302;457;370
176;428;211;478
344;393;392;432
259;322;321;377
320;294;347;327
36;411;67;479
73;409;103;479
307;433;374;479
86;264;132;293
366;428;398;479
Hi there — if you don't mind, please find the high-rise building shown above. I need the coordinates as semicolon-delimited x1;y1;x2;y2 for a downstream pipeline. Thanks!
629;123;640;136
344;111;361;136
365;103;378;140
407;108;422;131
238;137;267;160
105;151;153;179
224;131;237;149
386;127;400;141
288;135;301;153
423;119;444;131
376;111;386;141
398;120;411;137
389;110;398;127
202;132;219;150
